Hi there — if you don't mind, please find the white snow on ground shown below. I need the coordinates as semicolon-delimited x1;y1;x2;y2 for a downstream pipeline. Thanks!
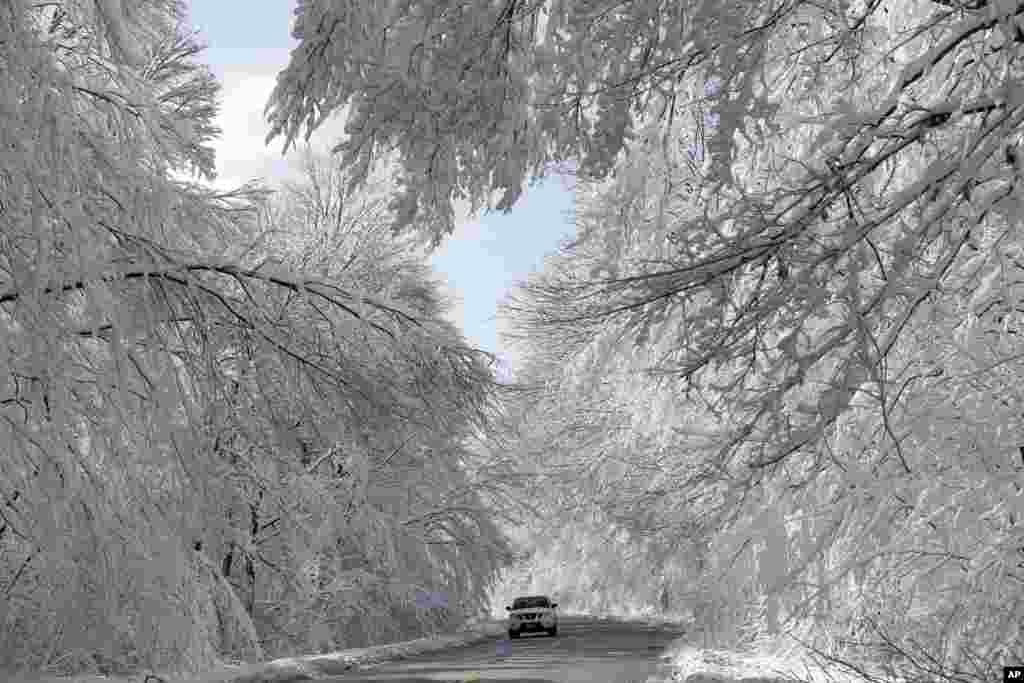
623;614;903;683
224;619;508;683
661;639;905;683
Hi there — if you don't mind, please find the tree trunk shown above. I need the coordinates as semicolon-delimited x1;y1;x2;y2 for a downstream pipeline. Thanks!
222;546;234;579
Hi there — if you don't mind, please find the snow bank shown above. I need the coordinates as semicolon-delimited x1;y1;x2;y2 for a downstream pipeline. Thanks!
662;640;902;683
223;619;506;683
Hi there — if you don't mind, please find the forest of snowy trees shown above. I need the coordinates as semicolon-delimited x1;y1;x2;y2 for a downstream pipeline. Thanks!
2;0;1023;682
0;0;518;676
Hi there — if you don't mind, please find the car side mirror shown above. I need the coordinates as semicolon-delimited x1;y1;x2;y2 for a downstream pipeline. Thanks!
552;603;558;608
505;606;511;611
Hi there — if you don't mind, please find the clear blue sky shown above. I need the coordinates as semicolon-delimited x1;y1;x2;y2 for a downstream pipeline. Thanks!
185;1;576;371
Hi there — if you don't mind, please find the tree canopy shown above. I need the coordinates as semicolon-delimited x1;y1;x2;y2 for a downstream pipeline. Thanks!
266;0;1024;679
4;0;1024;679
0;1;516;676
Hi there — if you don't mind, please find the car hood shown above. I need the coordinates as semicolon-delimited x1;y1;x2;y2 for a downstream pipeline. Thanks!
509;607;555;615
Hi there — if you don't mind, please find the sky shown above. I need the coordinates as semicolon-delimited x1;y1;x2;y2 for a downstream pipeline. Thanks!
184;1;576;374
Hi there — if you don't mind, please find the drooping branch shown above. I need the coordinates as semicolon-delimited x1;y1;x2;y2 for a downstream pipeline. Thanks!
0;259;423;334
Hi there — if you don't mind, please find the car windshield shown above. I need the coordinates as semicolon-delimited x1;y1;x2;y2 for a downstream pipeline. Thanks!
512;596;550;609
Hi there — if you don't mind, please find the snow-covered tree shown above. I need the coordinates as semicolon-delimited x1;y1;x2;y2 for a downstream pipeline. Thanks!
232;151;517;656
0;2;516;676
0;0;259;674
267;0;1024;463
265;0;784;243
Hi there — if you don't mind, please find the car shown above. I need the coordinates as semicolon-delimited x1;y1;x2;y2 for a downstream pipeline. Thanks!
505;595;558;638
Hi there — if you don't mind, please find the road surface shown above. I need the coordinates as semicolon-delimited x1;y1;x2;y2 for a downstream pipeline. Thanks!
324;616;686;683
